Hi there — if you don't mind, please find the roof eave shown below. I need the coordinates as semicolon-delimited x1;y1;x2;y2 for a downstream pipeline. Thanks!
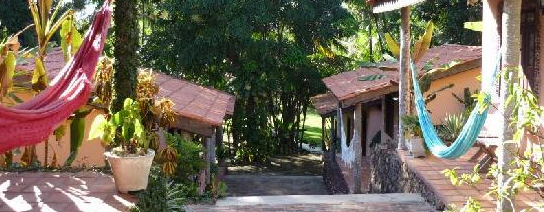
371;0;427;13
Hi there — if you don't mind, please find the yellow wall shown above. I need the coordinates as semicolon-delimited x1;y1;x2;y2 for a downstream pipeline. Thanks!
424;68;481;124
10;110;108;168
2;91;107;168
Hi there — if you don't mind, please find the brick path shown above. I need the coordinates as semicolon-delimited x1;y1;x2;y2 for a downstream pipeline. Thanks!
186;193;434;212
398;149;543;211
0;171;136;212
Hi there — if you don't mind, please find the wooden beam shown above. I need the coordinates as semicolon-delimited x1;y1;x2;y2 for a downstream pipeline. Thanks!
398;6;411;150
342;86;398;108
173;116;215;137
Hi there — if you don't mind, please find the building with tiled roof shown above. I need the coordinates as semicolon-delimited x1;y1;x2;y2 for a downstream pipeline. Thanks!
16;48;235;137
316;44;483;195
12;48;234;169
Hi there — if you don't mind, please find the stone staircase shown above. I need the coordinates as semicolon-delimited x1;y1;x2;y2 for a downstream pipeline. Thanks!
185;193;434;212
223;175;327;196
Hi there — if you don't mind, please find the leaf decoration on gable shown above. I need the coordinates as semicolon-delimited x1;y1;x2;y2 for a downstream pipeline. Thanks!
358;74;385;81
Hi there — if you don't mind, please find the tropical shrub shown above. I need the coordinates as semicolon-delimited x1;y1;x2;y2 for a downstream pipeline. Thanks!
438;113;468;143
89;98;149;155
401;114;422;138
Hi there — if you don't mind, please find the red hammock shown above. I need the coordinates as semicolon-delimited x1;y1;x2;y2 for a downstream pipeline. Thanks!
0;1;112;153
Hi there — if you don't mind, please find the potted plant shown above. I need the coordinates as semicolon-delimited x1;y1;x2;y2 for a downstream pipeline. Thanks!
402;114;425;158
90;98;155;193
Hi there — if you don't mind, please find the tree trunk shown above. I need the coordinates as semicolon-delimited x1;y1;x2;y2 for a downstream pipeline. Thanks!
398;6;411;150
498;0;522;211
112;0;140;112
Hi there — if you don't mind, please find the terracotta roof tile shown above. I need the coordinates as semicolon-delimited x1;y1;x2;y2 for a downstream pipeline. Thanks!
380;44;482;72
15;48;236;127
311;93;339;116
323;67;398;102
323;44;481;103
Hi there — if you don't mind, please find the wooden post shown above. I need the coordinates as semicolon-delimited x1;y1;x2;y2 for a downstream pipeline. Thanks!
216;126;224;165
330;116;336;160
321;117;326;151
398;6;411;150
337;107;342;154
205;130;217;185
498;0;522;210
381;95;387;144
352;103;363;194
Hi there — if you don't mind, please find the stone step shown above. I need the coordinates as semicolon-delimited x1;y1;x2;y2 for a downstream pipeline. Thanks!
224;175;327;196
215;193;426;207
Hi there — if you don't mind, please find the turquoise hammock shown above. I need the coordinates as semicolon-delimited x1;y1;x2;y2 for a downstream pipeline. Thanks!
410;53;501;159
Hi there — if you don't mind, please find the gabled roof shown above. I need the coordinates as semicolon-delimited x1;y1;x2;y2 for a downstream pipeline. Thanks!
311;93;338;117
16;48;235;129
318;44;481;109
367;0;427;13
380;44;482;79
323;67;398;108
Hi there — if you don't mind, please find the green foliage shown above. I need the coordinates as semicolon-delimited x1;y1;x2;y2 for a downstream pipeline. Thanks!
444;69;544;211
0;1;35;46
142;0;356;162
64;109;91;167
442;165;481;187
452;88;478;113
89;98;148;155
411;0;482;46
438;113;467;142
401;114;422;138
164;133;205;184
217;182;227;198
132;166;185;212
59;15;83;61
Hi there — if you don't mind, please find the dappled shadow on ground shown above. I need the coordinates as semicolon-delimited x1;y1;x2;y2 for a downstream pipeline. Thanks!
0;171;136;212
228;153;323;176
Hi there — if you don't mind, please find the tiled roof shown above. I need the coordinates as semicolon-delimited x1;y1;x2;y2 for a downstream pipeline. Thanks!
380;44;482;73
16;48;235;127
322;67;398;103
321;44;481;105
310;93;338;117
367;0;427;13
153;72;235;126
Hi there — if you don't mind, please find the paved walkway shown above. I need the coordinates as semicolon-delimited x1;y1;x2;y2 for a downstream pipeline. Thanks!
185;193;433;212
224;175;327;196
398;149;543;211
0;171;136;212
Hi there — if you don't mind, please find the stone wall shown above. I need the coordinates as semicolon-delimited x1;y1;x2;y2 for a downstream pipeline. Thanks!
369;142;446;210
323;150;349;194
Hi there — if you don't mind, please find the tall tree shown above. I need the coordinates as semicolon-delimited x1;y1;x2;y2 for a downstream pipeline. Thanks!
112;0;140;112
143;0;356;161
498;0;522;210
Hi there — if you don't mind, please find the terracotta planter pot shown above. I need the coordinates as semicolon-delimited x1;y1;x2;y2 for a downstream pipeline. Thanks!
409;137;426;158
105;149;155;193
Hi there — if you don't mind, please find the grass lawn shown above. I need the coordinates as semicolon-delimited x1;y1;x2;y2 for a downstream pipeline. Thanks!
303;109;323;148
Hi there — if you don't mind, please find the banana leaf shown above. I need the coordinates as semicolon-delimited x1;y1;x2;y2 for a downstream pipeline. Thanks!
63;109;92;167
412;21;434;63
